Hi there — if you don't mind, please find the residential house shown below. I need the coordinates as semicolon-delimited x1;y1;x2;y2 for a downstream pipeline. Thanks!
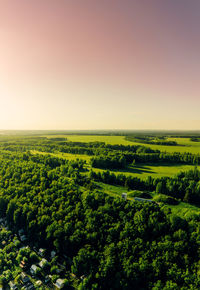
39;258;48;269
21;272;30;284
122;193;127;200
9;281;17;290
38;248;45;257
55;278;65;289
30;264;39;275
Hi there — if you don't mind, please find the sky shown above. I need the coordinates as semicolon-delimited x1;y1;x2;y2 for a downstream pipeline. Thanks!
0;0;200;130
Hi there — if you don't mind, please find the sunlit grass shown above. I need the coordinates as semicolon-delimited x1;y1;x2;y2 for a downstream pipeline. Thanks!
30;150;92;162
92;164;199;180
166;202;200;219
43;135;200;154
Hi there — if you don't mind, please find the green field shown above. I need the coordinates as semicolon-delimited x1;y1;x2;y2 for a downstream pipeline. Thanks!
44;135;200;154
136;137;200;154
31;150;199;180
93;164;199;180
164;202;200;219
31;150;92;162
45;134;133;145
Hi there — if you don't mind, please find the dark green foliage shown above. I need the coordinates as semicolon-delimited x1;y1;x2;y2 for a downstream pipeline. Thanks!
0;136;199;289
91;168;200;206
125;135;178;146
153;194;179;205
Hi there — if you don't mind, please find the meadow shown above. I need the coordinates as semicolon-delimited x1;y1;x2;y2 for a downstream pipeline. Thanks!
92;163;199;180
31;150;199;180
34;134;200;181
45;134;200;154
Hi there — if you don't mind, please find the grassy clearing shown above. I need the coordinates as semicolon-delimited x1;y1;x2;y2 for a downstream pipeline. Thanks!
123;137;200;154
44;135;200;154
93;164;199;180
96;182;127;198
45;135;134;145
31;150;199;179
166;202;200;219
30;150;92;162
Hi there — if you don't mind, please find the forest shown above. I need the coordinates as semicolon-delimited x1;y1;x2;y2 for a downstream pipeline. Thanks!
0;134;199;289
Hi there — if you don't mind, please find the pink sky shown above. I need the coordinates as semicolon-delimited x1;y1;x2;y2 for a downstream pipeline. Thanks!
0;0;200;130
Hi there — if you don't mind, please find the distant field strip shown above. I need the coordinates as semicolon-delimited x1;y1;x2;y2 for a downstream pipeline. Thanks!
31;150;199;179
93;164;199;180
45;134;133;145
44;135;200;154
30;150;92;162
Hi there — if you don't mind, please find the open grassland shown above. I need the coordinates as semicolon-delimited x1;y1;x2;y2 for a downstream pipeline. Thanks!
166;202;200;219
44;135;200;154
96;182;127;198
45;134;133;145
92;164;199;180
137;137;200;154
31;150;199;179
31;150;92;162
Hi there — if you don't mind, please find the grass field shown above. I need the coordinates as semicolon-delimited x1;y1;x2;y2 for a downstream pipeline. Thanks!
45;135;200;154
93;163;199;180
31;150;92;162
165;202;200;219
45;134;133;145
96;182;126;198
132;137;200;154
31;150;199;179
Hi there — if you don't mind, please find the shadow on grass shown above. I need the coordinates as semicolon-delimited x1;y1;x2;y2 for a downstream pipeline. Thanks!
111;165;155;175
109;163;193;175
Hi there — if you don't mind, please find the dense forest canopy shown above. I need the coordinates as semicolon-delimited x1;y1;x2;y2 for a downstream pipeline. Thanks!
0;134;199;289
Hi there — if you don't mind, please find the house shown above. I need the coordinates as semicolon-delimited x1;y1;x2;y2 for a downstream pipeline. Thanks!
38;248;45;257
55;278;65;289
80;275;86;281
20;260;27;270
30;264;39;275
9;281;17;290
134;197;153;203
21;272;30;284
51;250;56;259
39;258;48;268
35;280;42;287
122;192;127;200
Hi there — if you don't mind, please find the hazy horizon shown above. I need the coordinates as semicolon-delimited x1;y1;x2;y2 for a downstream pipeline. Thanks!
0;1;200;130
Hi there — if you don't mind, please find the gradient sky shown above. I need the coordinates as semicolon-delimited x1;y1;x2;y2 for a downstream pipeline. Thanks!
0;0;200;130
